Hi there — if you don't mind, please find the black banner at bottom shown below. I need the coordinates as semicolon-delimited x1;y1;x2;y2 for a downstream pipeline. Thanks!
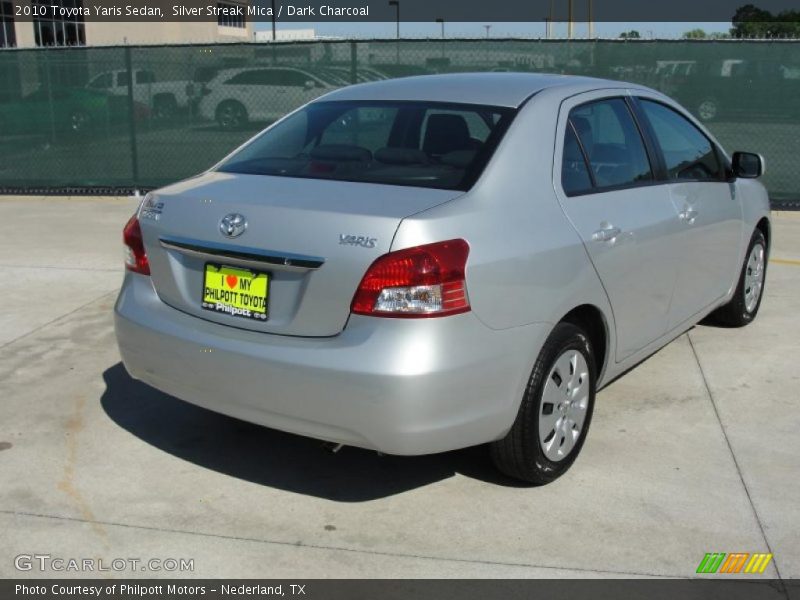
3;579;798;600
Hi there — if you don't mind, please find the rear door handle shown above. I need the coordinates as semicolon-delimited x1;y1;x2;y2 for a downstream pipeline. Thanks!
592;224;622;243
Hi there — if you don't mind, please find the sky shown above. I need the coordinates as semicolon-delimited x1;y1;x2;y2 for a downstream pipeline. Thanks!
254;21;732;39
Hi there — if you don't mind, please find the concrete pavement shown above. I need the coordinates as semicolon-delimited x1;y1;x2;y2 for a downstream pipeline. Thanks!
0;196;798;580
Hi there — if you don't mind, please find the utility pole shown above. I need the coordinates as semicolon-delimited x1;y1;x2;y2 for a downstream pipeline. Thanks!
568;0;574;39
271;0;276;41
435;18;445;59
483;24;491;38
388;0;400;39
389;0;400;63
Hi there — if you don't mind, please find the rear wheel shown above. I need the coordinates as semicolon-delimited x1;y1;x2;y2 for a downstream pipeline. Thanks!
706;229;767;327
491;322;596;485
216;100;247;130
697;98;719;122
153;95;178;119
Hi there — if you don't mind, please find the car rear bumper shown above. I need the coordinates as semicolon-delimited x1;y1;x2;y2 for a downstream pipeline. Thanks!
114;273;550;455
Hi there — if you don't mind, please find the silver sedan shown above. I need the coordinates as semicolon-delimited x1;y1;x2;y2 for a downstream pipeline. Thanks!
115;73;770;484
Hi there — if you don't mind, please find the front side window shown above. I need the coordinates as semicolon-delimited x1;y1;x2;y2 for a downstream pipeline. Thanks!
568;98;653;191
638;100;723;181
226;70;278;86
88;73;113;89
218;101;514;191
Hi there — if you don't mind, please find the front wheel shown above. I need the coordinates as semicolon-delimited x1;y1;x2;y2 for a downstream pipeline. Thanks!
491;322;597;485
70;110;90;133
706;229;768;327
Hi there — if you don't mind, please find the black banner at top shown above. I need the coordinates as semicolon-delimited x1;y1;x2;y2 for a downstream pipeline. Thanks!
8;0;800;23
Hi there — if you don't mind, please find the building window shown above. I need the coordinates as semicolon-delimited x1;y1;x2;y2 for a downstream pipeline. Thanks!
217;1;246;28
32;0;85;47
1;0;16;48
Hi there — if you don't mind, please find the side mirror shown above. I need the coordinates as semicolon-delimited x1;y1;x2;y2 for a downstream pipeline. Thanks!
732;151;765;179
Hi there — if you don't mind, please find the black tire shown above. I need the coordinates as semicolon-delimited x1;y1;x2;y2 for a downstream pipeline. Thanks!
153;95;178;119
491;322;597;485
69;110;90;133
706;229;768;327
697;97;720;122
216;100;247;130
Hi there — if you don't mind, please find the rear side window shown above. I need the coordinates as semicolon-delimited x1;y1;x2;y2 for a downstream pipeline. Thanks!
638;100;723;181
568;98;653;191
218;100;514;191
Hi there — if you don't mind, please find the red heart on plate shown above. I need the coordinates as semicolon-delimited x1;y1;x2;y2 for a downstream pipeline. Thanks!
226;275;238;289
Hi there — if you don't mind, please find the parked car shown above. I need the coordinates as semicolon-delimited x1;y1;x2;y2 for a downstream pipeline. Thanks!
87;69;196;118
197;66;338;129
0;86;147;136
672;59;800;122
115;73;770;484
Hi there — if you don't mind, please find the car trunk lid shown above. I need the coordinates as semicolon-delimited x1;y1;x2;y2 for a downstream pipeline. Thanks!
139;172;462;337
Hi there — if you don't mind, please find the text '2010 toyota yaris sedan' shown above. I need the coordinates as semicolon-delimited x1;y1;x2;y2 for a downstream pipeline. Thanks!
115;73;770;484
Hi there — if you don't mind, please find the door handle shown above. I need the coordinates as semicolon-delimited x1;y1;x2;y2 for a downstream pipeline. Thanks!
678;205;699;224
592;224;622;243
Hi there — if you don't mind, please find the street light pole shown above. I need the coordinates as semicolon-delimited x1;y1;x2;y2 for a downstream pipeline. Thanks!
388;0;400;39
568;0;574;39
483;24;491;38
388;0;400;63
435;18;445;59
270;0;276;40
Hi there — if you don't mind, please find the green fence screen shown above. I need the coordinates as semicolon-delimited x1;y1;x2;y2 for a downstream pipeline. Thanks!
1;39;798;204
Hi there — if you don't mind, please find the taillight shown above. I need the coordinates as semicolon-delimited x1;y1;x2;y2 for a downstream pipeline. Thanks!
123;214;150;275
351;239;470;318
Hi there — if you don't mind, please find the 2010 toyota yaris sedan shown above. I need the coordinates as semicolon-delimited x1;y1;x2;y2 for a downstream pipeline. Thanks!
115;73;770;484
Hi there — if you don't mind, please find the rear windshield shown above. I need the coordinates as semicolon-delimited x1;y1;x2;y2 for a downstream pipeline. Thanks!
217;101;515;191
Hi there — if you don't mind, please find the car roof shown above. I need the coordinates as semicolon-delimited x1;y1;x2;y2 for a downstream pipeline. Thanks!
212;66;313;78
318;72;635;108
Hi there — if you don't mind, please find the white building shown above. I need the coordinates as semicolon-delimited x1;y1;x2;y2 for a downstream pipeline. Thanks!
1;0;253;48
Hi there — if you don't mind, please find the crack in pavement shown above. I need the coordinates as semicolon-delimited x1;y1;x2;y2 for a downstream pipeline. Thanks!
0;291;116;353
687;332;785;588
1;508;688;580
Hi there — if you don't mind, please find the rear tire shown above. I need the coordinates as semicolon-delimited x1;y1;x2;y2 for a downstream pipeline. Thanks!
697;97;720;122
491;322;596;485
706;229;767;327
216;100;247;130
153;95;178;119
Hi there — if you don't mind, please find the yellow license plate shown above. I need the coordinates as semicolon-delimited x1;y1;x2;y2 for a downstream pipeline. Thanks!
202;263;270;321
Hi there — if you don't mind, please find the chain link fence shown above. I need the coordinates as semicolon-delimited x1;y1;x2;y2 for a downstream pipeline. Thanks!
0;39;798;206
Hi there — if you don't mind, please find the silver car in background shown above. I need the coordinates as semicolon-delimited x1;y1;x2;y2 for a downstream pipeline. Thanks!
115;73;770;484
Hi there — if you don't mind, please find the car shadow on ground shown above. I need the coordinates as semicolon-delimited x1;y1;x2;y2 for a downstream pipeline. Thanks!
101;363;527;501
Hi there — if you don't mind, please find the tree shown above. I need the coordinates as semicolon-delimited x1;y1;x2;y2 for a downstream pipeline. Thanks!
619;30;641;39
731;4;800;38
683;28;707;39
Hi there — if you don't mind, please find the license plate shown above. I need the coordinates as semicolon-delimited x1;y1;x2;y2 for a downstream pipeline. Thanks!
202;263;270;321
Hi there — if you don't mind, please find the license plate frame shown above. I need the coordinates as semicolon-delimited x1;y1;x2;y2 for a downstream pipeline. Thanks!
202;263;270;321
